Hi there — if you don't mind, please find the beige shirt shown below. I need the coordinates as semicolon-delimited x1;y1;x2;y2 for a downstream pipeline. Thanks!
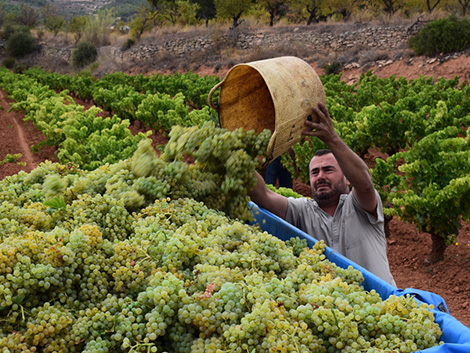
286;191;396;286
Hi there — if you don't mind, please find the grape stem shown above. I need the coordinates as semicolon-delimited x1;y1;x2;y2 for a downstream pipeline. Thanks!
282;326;301;353
331;308;339;327
128;341;157;353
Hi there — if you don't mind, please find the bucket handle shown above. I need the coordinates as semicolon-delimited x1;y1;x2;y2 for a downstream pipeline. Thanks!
208;81;223;111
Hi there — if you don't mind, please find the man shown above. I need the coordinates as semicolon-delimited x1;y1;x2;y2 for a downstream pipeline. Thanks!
264;148;296;189
249;102;396;286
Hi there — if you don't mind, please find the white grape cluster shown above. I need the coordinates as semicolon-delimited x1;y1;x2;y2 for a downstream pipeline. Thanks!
160;122;272;221
0;126;443;352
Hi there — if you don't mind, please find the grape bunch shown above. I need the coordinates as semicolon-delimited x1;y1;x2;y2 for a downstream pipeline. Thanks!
160;122;272;221
267;183;308;199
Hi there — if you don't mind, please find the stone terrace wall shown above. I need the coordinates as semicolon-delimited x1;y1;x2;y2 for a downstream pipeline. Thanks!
36;23;419;66
124;23;417;62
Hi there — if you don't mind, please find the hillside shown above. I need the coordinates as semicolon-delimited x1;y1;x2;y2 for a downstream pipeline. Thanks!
8;19;470;85
3;0;141;20
49;0;114;17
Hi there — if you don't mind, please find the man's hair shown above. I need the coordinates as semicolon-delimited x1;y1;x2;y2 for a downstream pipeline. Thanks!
314;149;332;157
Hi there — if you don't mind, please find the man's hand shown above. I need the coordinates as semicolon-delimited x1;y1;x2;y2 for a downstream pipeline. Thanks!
302;102;339;145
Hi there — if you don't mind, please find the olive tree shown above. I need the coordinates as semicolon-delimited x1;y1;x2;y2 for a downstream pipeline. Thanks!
194;0;216;26
456;0;470;16
257;0;288;26
45;14;66;36
290;0;329;25
325;0;365;21
19;5;38;28
69;16;89;44
372;0;405;17
215;0;252;28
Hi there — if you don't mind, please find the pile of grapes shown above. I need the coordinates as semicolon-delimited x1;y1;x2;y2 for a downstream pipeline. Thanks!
0;124;442;352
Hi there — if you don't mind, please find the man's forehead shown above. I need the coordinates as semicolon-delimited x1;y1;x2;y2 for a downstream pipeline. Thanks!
310;154;339;169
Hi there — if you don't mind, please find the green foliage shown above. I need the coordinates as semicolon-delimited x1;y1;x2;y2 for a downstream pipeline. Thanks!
321;60;342;75
68;16;89;43
12;62;27;74
6;29;35;57
2;57;15;69
1;23;27;41
214;0;252;27
121;37;135;50
129;10;155;40
135;92;200;131
43;196;66;211
45;15;66;36
72;41;98;68
373;127;470;247
104;0;146;22
0;153;22;165
0;67;149;171
93;85;144;121
196;0;217;23
290;0;330;24
83;9;114;46
174;0;201;25
408;16;470;56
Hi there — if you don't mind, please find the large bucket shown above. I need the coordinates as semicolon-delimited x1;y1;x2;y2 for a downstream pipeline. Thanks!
208;56;326;163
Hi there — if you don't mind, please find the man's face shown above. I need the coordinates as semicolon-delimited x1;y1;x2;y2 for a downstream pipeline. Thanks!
309;153;350;205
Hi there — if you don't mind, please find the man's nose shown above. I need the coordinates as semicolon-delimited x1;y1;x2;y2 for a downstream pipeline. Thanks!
317;169;327;178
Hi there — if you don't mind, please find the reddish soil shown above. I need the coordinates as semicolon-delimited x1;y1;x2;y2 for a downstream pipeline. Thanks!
0;90;58;178
0;55;469;329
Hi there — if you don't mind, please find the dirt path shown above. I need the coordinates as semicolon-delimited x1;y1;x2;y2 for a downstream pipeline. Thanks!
1;91;35;165
0;90;57;179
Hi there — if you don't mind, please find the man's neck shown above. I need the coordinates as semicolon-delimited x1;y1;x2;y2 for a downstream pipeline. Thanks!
316;198;339;216
320;204;337;217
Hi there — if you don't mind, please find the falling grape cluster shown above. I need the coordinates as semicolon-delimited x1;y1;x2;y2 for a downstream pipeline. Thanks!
0;124;443;352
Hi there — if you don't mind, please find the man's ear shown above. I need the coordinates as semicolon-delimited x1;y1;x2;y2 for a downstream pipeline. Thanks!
345;177;351;190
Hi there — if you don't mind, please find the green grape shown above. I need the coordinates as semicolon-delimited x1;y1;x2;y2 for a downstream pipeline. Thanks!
0;122;444;353
267;183;307;198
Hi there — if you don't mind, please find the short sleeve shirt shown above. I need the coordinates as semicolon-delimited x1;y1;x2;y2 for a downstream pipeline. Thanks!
286;191;396;286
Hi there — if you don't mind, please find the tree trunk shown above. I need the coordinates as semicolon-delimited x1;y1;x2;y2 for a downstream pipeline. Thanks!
458;0;470;16
427;233;446;264
306;3;318;25
306;11;317;25
381;0;395;16
426;0;441;13
231;12;243;29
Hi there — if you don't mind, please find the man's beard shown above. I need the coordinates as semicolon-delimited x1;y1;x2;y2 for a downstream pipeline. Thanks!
311;179;348;207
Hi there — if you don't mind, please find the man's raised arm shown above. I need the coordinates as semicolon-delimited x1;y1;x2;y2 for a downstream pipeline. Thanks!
248;171;288;219
303;103;378;215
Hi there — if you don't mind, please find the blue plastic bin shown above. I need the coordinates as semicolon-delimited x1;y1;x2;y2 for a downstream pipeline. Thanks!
249;202;470;353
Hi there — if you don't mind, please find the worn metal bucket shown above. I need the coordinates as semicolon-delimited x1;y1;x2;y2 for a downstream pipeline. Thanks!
208;56;326;162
